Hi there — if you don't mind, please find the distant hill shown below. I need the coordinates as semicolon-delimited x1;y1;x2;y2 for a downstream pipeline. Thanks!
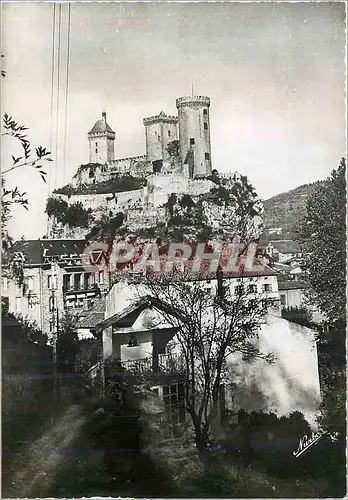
263;181;323;239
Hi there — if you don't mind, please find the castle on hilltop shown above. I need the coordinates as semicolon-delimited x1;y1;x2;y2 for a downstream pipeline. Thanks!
49;95;238;238
78;95;213;184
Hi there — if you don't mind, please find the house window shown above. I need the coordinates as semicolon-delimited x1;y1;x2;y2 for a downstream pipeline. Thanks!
263;283;272;293
280;294;286;306
205;153;210;160
204;122;208;130
49;295;56;312
190;138;195;145
74;273;81;289
15;297;21;311
84;273;90;289
163;382;186;425
99;271;104;285
234;285;243;296
63;274;71;291
203;109;208;115
248;284;257;294
2;277;8;290
28;277;34;291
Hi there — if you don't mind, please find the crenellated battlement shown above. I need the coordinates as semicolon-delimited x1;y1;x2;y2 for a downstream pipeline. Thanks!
176;95;210;108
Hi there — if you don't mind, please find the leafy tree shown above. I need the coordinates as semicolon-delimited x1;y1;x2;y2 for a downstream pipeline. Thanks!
166;140;180;158
1;64;52;248
140;273;275;456
45;197;69;218
57;313;80;373
298;158;346;327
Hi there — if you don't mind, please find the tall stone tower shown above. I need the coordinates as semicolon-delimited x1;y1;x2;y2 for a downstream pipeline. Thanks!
88;111;115;164
176;96;212;178
143;111;178;170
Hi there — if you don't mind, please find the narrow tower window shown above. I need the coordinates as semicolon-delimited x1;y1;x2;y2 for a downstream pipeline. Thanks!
204;122;208;130
203;109;208;115
168;130;171;137
205;153;210;160
190;138;195;145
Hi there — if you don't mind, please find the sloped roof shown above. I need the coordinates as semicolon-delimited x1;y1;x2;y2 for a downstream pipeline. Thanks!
88;112;115;135
4;239;88;265
278;280;309;291
96;295;191;334
77;298;106;329
270;240;302;254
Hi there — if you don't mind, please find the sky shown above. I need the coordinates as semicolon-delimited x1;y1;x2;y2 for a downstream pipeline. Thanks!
1;2;346;240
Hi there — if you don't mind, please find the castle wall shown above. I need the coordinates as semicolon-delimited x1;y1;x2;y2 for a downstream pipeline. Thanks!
147;173;189;207
109;155;147;175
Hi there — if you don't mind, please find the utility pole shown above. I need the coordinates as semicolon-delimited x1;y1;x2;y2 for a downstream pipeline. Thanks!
50;260;59;422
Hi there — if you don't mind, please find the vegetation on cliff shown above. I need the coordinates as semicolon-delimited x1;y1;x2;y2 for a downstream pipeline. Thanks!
46;197;93;228
54;173;147;196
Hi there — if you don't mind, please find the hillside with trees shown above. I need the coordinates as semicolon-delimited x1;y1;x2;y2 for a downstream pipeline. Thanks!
263;181;324;239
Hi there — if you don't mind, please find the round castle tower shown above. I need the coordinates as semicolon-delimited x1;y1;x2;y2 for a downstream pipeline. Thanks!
88;111;115;164
176;96;212;178
143;111;178;166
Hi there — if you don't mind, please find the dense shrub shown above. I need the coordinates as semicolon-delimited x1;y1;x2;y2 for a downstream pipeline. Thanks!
281;306;313;328
61;202;92;228
221;409;346;495
46;197;69;218
46;197;92;228
54;174;147;196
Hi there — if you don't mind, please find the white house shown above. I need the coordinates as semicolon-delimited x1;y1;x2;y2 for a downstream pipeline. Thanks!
91;267;321;429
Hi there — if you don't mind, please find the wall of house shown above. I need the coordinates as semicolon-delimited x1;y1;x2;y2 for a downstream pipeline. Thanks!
279;288;304;308
225;314;321;427
2;264;65;338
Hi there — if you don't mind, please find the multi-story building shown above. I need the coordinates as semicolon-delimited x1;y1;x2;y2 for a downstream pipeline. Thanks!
2;239;110;337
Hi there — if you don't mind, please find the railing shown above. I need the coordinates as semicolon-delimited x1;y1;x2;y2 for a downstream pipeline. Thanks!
122;353;186;375
63;284;101;293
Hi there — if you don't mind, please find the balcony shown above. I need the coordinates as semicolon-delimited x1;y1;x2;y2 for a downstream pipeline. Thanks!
122;353;187;375
63;284;102;295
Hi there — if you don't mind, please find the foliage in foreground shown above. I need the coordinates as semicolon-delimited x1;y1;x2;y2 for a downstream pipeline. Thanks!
298;158;346;327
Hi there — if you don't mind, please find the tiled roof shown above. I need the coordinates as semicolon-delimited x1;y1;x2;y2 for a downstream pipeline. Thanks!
278;280;309;291
270;240;302;254
88;112;115;135
5;239;88;265
77;298;106;329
